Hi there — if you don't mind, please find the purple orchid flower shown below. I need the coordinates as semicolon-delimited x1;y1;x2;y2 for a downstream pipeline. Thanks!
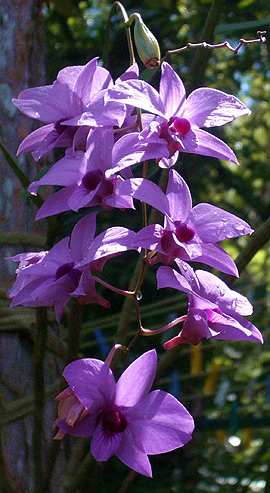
13;59;138;161
119;169;253;275
105;61;250;170
7;213;136;322
54;349;194;477
157;261;263;347
28;127;135;220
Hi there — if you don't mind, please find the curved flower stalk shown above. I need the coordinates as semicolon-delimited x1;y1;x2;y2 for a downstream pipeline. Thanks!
54;350;194;477
12;59;138;161
28;127;135;219
120;169;253;275
7;213;137;322
157;261;263;347
105;61;250;171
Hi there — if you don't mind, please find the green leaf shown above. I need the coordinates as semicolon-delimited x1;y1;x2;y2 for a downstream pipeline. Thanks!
0;141;44;208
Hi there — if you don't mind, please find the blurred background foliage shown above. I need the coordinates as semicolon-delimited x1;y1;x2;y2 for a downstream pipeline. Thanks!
3;0;270;491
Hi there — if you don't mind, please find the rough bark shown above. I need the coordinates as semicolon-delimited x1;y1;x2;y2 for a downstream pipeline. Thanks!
0;2;61;490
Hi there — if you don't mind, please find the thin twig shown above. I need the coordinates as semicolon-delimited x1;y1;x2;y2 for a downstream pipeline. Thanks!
167;31;266;56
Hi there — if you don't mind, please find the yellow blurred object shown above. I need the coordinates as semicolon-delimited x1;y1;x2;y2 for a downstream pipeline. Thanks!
190;343;203;375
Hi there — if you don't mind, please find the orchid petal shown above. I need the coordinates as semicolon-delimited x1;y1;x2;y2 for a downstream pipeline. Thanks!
180;243;239;277
185;87;251;127
108;131;169;178
126;390;194;453
185;128;239;164
73;57;98;109
28;150;86;195
12;82;74;123
77;227;136;267
70;213;98;262
35;187;74;219
115;63;139;84
56;414;96;437
119;178;170;216
106;79;165;116
91;421;123;461
132;224;164;251
116;428;152;477
166;170;192;222
195;270;253;316
115;350;157;407
190;204;253;242
63;359;116;412
17;124;55;156
159;62;186;117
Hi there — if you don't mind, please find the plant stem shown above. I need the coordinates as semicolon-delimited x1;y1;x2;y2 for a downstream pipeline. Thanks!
104;2;135;67
32;307;48;493
93;276;134;297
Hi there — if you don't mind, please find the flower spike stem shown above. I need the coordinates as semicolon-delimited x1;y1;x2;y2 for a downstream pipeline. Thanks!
105;344;128;367
93;276;134;298
140;315;187;336
104;2;135;66
166;31;266;56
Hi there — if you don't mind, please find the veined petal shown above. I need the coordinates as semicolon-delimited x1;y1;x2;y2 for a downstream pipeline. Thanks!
76;227;136;267
35;187;74;219
12;82;74;123
64;96;126;128
85;127;113;172
116;427;152;477
157;265;198;298
115;63;139;84
21;237;71;277
108;131;169;178
91;421;123;461
28;150;86;195
179;244;239;277
17;124;55;156
67;185;98;212
73;57;98;108
57;65;83;90
126;390;194;453
115;350;157;407
166;170;192;222
119;178;170;216
63;358;116;412
159;62;186;117
185;87;251;127
88;65;113;97
185;128;239;164
132;224;164;251
56;414;97;437
70;213;98;262
195;270;253;316
106;79;165;116
189;203;253;242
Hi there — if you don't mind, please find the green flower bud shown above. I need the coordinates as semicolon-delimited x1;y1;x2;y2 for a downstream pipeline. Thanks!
132;13;161;69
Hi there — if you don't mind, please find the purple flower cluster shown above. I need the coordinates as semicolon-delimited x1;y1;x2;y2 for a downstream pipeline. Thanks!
7;56;262;476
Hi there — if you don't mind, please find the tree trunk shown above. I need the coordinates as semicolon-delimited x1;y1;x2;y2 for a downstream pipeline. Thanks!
0;2;61;490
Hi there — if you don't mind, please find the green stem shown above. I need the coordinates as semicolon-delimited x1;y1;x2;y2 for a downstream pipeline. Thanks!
104;2;135;67
66;300;83;372
32;307;48;493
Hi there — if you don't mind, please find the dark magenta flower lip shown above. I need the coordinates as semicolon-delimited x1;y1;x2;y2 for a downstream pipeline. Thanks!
171;117;191;136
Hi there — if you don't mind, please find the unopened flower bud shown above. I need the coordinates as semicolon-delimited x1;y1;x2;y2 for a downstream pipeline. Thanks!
131;13;160;69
